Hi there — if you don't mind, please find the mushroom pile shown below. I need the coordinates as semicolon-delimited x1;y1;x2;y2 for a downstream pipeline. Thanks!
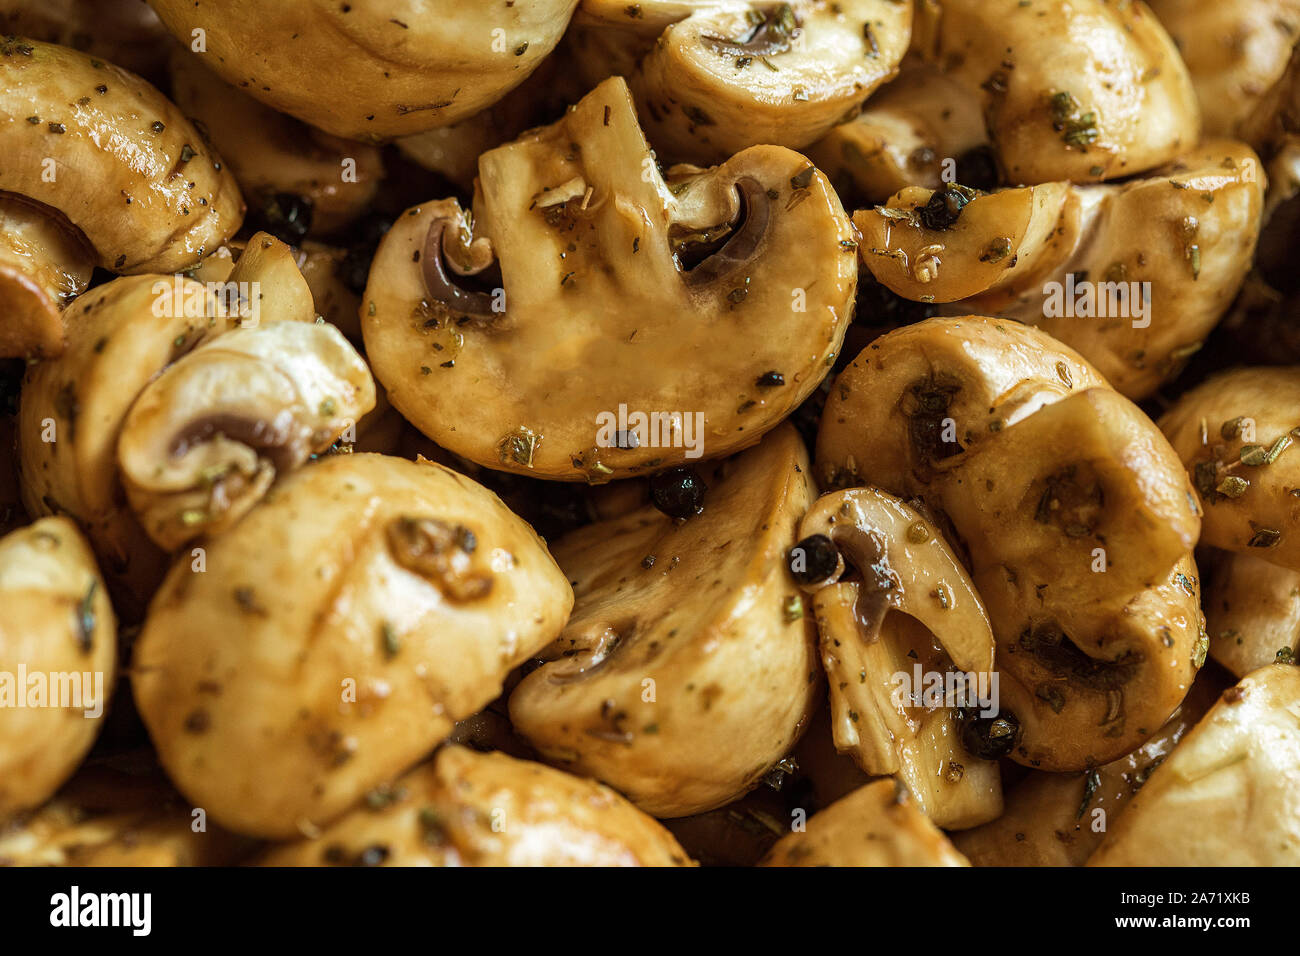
2;0;1299;871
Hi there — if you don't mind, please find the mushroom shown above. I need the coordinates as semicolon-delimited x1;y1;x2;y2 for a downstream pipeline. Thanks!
362;76;857;480
950;665;1228;867
1089;663;1300;865
760;779;969;867
1203;550;1300;677
0;195;93;359
570;1;911;163
1147;0;1300;140
260;745;693;866
794;487;1003;829
909;0;1199;184
131;454;573;838
167;47;384;237
147;0;580;141
0;516;115;818
855;140;1265;399
508;424;818;817
817;317;1204;770
117;320;376;551
0;0;172;81
0;38;243;273
1159;366;1300;568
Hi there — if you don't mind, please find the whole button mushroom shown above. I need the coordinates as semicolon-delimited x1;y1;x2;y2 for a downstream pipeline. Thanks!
0;516;116;819
910;0;1199;185
570;0;912;163
508;425;820;817
260;745;693;867
147;0;580;141
760;779;969;867
818;317;1204;771
362;76;857;481
0;38;244;274
1089;664;1300;866
132;454;573;838
794;487;1003;829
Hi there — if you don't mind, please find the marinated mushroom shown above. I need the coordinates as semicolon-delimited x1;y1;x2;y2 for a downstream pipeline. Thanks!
570;0;911;163
760;779;969;867
363;76;856;480
818;317;1204;770
0;195;93;359
0;516;115;818
260;745;693;866
508;424;819;817
1089;663;1300;866
0;0;171;80
147;0;580;141
131;454;572;838
909;0;1199;184
1203;550;1300;677
794;487;1002;829
0;38;243;273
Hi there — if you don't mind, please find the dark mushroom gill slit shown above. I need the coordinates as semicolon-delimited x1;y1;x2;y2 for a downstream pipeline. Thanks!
679;177;771;287
421;216;503;320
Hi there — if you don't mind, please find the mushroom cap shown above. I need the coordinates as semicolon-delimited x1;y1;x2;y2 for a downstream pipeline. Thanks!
1203;550;1300;678
260;745;693;866
362;76;856;480
0;38;244;273
0;0;172;81
131;454;573;838
0;516;116;817
760;779;969;866
0;194;94;359
1089;664;1300;866
1160;366;1300;569
912;0;1200;184
147;0;580;140
509;424;820;817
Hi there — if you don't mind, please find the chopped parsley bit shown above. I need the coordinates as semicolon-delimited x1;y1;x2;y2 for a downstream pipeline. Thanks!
783;594;804;622
1049;90;1099;149
790;164;816;191
1076;769;1101;819
381;622;401;659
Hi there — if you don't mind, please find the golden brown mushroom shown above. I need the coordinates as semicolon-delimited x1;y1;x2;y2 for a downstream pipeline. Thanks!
0;195;93;359
1203;550;1300;677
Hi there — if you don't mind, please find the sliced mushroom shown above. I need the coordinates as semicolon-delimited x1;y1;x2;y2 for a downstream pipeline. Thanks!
818;317;1204;770
1089;663;1300;865
1147;0;1300;140
1159;366;1300;569
856;140;1265;399
260;745;692;866
0;195;93;359
910;0;1199;184
148;0;580;140
571;0;911;163
508;424;819;817
117;320;376;550
132;454;572;838
0;516;115;818
0;0;171;80
795;487;1002;829
760;779;969;867
1204;550;1300;678
951;664;1228;867
363;76;856;480
168;47;384;237
0;38;243;273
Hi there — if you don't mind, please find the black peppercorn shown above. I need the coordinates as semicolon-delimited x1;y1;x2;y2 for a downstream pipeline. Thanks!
789;533;840;585
649;467;707;519
918;182;976;231
957;709;1020;759
248;192;314;246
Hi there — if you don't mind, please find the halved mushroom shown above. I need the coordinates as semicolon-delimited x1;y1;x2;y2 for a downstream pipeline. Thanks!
508;424;819;817
951;664;1227;867
909;0;1199;184
363;76;857;480
1203;550;1300;677
0;0;172;81
1159;366;1300;569
260;745;692;866
760;779;969;867
117;320;376;550
0;38;243;273
856;140;1265;399
132;454;573;838
1089;663;1300;865
0;516;115;818
818;317;1204;770
0;195;93;359
148;0;579;140
1147;0;1300;140
794;487;1002;829
168;47;384;237
571;0;911;163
